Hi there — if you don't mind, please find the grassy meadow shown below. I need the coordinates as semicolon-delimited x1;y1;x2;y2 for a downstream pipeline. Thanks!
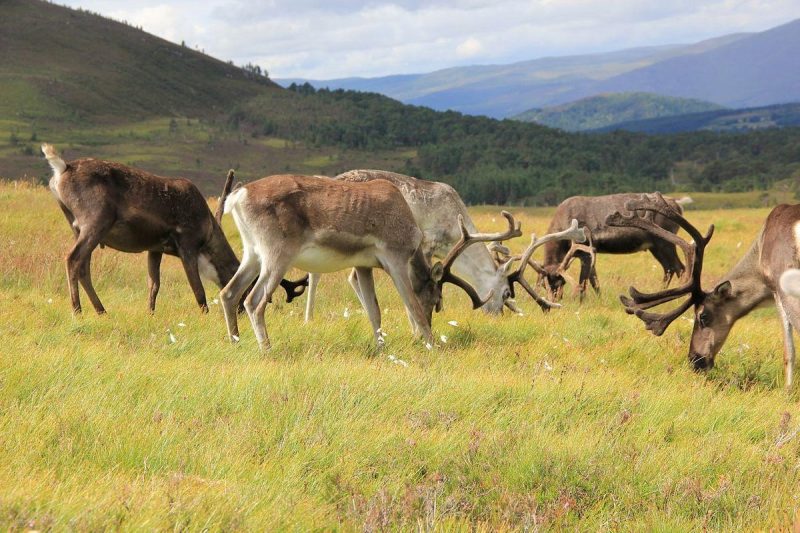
1;181;800;530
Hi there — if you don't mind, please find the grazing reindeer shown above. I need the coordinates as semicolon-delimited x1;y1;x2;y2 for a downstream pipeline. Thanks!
608;193;800;388
43;144;304;314
217;174;539;350
540;193;688;301
305;170;530;321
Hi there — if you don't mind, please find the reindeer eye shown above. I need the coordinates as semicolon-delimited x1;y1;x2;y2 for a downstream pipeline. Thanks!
698;311;711;326
503;289;510;299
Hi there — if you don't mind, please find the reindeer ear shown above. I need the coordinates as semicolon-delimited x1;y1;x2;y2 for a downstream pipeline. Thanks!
713;280;732;298
431;261;444;283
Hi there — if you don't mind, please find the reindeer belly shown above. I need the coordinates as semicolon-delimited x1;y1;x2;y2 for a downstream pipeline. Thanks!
102;222;175;254
293;243;380;273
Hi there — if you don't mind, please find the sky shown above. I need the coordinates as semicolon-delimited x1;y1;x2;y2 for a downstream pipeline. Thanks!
58;0;799;79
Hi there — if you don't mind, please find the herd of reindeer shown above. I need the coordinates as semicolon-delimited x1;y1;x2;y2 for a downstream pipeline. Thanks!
39;143;800;389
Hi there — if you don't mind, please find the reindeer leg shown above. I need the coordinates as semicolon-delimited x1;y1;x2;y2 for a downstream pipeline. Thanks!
246;267;289;352
220;251;260;341
66;226;106;315
348;268;367;310
776;293;798;389
354;267;383;347
384;257;432;343
589;265;600;295
578;252;592;303
304;272;320;323
147;251;162;314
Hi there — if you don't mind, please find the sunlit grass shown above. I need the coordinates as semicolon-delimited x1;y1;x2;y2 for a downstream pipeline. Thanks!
0;182;798;530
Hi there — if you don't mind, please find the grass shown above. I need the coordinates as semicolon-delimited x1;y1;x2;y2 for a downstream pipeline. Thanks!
1;182;799;530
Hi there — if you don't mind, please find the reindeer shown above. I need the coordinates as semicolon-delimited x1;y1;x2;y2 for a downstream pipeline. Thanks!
303;170;551;321
217;174;583;350
539;193;689;301
42;144;305;314
607;193;800;388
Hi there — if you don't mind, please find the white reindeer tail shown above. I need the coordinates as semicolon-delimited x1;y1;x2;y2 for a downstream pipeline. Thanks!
223;186;247;215
780;269;800;298
41;143;66;178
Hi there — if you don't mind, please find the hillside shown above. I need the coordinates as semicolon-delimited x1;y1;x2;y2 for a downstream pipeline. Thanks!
588;18;800;108
2;0;800;206
593;102;800;134
277;34;750;118
512;93;724;131
0;0;274;123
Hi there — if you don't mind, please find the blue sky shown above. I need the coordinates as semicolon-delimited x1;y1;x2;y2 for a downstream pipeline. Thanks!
59;0;798;79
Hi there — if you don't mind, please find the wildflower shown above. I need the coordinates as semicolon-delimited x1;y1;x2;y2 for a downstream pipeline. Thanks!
47;298;53;304
177;322;186;328
440;335;448;343
543;360;553;371
447;320;458;327
425;342;433;351
343;307;350;319
167;330;177;344
388;354;409;367
211;298;219;305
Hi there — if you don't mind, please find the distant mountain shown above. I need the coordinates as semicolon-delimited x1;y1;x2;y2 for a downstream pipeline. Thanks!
591;102;800;134
586;19;800;108
278;33;750;118
512;93;724;131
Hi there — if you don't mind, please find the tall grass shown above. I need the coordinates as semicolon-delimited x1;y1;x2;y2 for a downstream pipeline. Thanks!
0;182;798;530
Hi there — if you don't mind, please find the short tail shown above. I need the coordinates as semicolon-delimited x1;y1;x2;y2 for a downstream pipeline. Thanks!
41;143;66;178
215;169;235;223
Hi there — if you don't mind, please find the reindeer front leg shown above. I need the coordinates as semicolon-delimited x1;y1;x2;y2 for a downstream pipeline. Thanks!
219;252;260;342
147;251;162;313
775;293;797;389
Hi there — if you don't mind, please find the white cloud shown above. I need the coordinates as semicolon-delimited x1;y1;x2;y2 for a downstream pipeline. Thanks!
58;0;799;78
456;37;483;58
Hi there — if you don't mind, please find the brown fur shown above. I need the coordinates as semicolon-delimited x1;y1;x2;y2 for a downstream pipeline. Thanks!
542;193;686;299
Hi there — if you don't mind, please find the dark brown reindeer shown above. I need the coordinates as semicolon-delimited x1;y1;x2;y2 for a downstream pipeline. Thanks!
539;193;688;300
608;193;800;388
43;144;304;314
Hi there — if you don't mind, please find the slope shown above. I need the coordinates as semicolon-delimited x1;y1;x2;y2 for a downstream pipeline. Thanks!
512;93;724;131
590;19;800;107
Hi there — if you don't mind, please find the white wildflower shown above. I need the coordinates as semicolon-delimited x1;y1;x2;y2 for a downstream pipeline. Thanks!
544;360;553;372
447;320;458;327
343;307;350;319
211;298;219;305
167;330;177;344
47;298;53;304
440;335;448;343
177;322;186;328
388;354;408;367
425;342;433;351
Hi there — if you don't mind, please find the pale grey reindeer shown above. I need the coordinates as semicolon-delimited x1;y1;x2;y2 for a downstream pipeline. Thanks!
608;193;800;388
304;170;570;321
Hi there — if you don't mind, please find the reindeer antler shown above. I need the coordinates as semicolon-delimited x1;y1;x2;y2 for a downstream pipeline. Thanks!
605;192;714;335
439;211;522;308
506;219;587;312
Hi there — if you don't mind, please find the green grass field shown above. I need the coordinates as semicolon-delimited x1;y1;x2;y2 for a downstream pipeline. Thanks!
1;182;799;530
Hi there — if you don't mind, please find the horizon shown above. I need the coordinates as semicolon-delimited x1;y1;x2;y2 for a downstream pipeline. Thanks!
56;0;798;80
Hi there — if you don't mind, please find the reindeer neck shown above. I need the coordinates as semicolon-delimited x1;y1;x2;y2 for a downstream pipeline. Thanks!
542;239;563;268
206;222;240;286
720;231;773;319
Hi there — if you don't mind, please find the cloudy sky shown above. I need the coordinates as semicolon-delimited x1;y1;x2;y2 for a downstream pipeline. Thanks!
59;0;798;79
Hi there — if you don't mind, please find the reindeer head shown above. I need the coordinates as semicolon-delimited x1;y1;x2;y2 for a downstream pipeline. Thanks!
606;193;718;370
421;211;523;320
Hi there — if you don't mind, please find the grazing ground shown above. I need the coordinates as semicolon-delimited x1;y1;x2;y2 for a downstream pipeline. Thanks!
1;182;799;531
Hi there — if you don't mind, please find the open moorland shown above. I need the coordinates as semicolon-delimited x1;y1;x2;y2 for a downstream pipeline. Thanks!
1;181;798;530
